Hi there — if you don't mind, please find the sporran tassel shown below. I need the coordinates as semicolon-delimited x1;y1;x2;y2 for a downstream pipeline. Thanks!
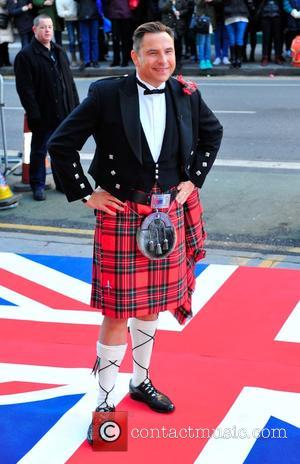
156;242;162;255
163;238;169;251
148;240;155;252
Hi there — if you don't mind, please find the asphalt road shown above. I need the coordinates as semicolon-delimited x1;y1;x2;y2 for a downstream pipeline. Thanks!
2;76;300;160
1;76;300;251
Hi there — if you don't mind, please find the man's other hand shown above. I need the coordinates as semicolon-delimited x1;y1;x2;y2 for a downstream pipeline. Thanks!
84;190;125;216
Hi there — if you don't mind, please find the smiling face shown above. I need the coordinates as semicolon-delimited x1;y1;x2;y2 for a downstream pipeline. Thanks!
33;17;53;48
131;32;176;87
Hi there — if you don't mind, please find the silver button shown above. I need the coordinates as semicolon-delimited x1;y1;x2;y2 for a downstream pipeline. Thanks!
187;165;190;170
111;170;116;176
155;169;159;173
72;162;77;167
156;164;159;167
190;150;194;156
155;175;159;179
80;183;85;189
115;184;120;189
202;162;208;167
205;152;210;157
74;173;79;179
196;170;201;176
109;154;114;160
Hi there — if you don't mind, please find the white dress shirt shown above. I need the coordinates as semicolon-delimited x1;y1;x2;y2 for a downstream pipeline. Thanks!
136;73;166;163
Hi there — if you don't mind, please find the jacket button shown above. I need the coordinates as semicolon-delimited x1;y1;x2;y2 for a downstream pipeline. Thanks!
196;170;201;176
109;154;114;160
74;173;79;179
205;152;210;157
202;162;208;167
115;184;120;189
80;183;85;188
190;150;194;156
111;170;116;175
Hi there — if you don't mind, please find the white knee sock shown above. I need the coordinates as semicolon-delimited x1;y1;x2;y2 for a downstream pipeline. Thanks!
96;341;127;408
129;318;158;387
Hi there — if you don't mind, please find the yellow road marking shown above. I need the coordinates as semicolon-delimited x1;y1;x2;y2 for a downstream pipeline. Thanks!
206;240;300;255
0;223;93;236
233;257;250;266
259;256;284;268
288;247;300;254
259;260;274;268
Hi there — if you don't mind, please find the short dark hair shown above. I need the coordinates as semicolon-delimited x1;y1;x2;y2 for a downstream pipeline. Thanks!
132;21;174;52
33;14;52;27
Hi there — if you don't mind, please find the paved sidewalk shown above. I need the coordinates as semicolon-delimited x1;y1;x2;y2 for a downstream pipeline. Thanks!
0;230;299;270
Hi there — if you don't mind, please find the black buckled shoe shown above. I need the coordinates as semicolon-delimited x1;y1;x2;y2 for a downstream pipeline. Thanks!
129;379;175;413
86;404;115;445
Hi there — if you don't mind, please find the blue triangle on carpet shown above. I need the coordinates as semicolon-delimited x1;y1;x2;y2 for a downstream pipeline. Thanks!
0;297;17;306
19;254;92;283
244;416;300;464
195;263;209;277
0;393;84;464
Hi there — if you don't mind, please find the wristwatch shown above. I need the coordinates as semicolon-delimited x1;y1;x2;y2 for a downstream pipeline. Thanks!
81;194;91;203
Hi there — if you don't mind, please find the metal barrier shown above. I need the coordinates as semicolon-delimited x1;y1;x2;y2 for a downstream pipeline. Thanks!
0;74;8;173
0;74;22;176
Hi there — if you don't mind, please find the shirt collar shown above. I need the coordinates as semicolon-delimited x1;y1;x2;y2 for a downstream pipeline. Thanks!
136;72;166;92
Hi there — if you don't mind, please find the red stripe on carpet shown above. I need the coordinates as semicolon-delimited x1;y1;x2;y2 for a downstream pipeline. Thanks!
0;268;91;310
180;266;300;364
0;382;64;395
66;266;300;463
0;319;99;367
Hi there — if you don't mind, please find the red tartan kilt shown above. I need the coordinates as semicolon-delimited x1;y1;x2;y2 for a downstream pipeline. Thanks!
91;187;206;324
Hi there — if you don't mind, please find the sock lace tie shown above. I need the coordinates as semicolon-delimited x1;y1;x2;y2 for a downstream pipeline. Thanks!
132;327;156;384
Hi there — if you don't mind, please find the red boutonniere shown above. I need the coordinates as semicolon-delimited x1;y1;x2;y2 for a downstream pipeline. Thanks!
177;74;198;95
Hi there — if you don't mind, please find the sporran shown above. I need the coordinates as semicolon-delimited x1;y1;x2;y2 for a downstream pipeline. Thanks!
137;211;177;260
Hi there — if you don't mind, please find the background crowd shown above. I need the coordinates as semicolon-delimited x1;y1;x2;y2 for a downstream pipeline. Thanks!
0;0;299;70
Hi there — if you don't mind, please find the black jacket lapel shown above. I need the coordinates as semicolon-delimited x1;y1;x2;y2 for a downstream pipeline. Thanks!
167;77;193;164
119;74;142;164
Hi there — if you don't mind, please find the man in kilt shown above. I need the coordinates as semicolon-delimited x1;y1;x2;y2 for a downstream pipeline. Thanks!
48;21;223;444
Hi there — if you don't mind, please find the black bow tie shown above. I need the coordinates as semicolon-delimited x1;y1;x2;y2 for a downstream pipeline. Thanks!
136;78;166;95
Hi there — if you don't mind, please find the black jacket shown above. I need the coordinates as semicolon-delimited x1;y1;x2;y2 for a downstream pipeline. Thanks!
284;0;300;31
14;37;79;131
104;0;132;19
7;0;34;34
223;0;250;18
75;0;98;20
48;74;223;202
257;0;281;17
159;0;189;35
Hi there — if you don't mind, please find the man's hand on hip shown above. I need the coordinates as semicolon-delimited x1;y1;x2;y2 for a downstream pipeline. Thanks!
176;181;195;205
84;191;125;216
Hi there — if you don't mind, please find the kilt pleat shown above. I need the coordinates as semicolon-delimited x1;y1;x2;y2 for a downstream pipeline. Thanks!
91;187;206;325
